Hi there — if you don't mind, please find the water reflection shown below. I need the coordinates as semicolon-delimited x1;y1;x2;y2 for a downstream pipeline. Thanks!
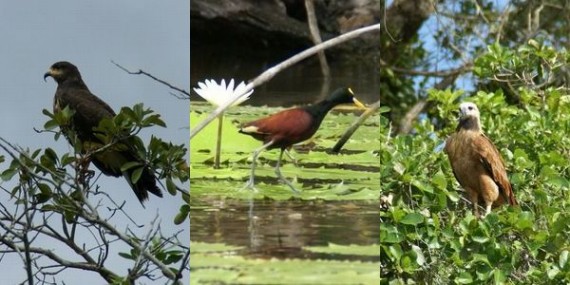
190;197;379;262
190;45;379;106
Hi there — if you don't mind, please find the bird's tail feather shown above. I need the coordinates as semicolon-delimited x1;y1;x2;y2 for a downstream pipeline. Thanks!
124;166;162;203
508;193;518;206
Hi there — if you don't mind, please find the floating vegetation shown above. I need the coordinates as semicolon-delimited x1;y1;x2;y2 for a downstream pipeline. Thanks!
190;102;380;200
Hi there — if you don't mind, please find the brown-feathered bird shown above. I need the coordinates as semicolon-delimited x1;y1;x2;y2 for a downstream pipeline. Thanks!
44;61;162;203
444;102;517;218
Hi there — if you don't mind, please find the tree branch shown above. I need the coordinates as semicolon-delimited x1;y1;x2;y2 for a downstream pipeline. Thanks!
0;236;118;283
111;61;190;98
380;61;473;77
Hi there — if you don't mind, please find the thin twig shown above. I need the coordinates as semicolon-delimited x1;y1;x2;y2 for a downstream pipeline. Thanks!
305;0;330;79
111;61;190;97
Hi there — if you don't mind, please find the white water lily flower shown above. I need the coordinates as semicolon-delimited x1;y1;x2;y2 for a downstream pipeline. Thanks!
193;79;253;107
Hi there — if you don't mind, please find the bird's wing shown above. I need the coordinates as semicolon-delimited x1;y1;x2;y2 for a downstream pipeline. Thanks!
56;87;115;121
472;134;517;205
55;87;117;142
244;108;313;137
445;134;469;187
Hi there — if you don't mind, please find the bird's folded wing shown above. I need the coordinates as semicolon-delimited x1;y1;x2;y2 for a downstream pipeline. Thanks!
473;134;516;204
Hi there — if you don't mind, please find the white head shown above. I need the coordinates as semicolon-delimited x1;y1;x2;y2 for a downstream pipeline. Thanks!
459;102;480;119
456;102;482;131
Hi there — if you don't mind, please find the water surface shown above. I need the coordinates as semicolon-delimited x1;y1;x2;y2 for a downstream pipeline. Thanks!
191;197;378;262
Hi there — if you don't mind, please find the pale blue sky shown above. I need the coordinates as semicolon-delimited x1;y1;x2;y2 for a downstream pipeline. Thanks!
0;1;189;283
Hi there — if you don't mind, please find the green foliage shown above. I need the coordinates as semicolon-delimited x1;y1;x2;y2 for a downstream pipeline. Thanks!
381;43;570;283
382;0;570;124
475;41;570;95
6;104;188;218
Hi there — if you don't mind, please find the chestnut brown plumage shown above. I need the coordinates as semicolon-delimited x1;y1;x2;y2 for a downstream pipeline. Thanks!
44;61;162;203
239;87;365;192
445;102;517;218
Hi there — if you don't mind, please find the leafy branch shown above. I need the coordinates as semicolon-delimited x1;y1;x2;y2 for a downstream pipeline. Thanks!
0;104;189;284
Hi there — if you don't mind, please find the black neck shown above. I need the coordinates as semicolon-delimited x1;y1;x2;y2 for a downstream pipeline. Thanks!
303;100;337;123
457;116;480;132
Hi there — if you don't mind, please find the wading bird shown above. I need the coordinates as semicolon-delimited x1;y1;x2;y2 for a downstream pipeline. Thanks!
239;87;366;192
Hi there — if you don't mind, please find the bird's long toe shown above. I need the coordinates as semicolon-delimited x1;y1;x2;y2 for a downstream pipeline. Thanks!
275;170;299;194
282;179;300;194
241;177;259;192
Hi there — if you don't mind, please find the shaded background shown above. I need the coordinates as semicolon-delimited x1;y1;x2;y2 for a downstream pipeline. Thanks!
190;0;380;106
0;1;189;283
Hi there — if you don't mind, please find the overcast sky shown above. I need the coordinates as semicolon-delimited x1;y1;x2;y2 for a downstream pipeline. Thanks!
0;1;189;283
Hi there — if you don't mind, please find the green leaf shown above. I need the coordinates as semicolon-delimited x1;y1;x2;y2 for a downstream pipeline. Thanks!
399;213;424;225
142;114;167;128
131;167;144;184
379;106;391;113
456;272;473;284
515;211;534;230
432;170;447;190
547;265;560;279
118;252;133;260
559;250;569;269
42;109;54;118
34;183;52;202
1;168;17;181
121;161;142;172
164;253;183;264
166;178;177;195
174;204;190;225
43;119;60;130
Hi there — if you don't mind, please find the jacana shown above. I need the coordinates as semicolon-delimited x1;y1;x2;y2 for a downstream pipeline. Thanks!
238;87;366;192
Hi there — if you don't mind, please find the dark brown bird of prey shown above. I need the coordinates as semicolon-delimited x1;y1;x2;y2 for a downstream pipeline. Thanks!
44;61;162;203
444;102;517;218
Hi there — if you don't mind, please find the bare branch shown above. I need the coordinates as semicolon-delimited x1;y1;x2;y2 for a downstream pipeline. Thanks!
0;134;188;283
0;236;118;282
380;61;473;77
111;60;190;98
305;0;330;79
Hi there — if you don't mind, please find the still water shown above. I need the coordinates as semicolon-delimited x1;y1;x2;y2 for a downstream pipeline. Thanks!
190;197;378;262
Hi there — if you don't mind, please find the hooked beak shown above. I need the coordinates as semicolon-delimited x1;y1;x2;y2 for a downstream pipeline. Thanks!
44;67;56;82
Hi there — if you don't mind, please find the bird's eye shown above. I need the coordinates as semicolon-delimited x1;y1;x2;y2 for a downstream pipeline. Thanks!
468;106;473;110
